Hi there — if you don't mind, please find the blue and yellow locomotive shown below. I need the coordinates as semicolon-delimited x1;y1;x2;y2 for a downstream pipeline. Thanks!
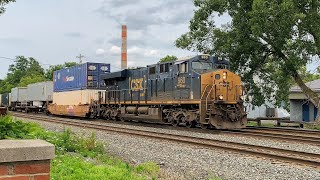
100;55;247;129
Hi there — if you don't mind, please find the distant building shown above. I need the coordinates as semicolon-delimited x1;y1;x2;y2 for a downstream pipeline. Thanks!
289;79;320;122
246;102;289;119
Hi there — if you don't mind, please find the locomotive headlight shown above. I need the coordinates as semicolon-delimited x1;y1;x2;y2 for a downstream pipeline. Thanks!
223;72;227;79
218;95;224;100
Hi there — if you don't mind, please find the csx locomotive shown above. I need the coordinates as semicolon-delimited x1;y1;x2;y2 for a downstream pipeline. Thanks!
99;54;247;129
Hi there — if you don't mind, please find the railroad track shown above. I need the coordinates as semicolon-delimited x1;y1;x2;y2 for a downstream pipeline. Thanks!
12;112;320;169
223;129;320;146
9;111;320;146
245;126;320;136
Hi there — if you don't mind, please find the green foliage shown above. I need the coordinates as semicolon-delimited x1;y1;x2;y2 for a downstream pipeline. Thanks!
159;55;178;63
305;124;320;130
0;116;160;179
45;62;78;80
51;155;159;180
18;74;46;87
0;0;15;15
0;115;38;139
176;0;320;108
300;66;320;83
0;56;46;93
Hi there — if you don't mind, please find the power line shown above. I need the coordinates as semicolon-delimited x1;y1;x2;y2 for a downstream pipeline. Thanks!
0;56;51;66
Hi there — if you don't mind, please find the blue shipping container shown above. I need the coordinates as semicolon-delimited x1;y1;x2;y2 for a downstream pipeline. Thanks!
53;62;110;92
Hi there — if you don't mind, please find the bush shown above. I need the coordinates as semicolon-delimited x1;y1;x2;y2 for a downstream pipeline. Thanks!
0;116;38;139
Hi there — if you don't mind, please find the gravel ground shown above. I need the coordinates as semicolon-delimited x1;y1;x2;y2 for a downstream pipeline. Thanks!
71;118;320;155
16;117;320;180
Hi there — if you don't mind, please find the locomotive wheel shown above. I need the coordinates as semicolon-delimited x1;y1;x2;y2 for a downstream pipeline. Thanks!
172;119;179;127
120;117;127;122
186;120;196;128
103;110;112;120
200;123;209;129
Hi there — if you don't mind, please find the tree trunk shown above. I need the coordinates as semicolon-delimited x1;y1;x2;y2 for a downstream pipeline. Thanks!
290;68;320;123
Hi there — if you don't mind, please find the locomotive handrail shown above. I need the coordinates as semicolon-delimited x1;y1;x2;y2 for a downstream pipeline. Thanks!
200;84;210;100
206;85;214;110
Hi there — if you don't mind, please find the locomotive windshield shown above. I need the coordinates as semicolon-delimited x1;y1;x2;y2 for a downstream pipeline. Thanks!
192;61;213;70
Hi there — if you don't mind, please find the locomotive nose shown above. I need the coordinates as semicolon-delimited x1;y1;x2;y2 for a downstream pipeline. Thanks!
200;69;242;103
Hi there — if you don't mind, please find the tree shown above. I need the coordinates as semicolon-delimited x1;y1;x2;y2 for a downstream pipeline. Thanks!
0;56;45;93
0;0;15;15
19;74;46;87
45;62;78;80
159;55;178;63
176;0;320;122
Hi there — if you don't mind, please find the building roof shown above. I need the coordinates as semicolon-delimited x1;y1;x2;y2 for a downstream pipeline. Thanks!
290;79;320;92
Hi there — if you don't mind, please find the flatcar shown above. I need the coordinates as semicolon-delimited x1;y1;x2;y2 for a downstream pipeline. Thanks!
98;55;247;129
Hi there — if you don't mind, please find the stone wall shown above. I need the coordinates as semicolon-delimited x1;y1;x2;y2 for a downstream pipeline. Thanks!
0;140;54;180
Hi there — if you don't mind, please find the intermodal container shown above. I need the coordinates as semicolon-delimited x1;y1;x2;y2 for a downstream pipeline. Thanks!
53;89;106;105
1;93;10;107
53;62;110;92
11;87;27;102
27;81;53;102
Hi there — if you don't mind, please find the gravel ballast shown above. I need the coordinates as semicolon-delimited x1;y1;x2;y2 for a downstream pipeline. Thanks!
16;117;320;180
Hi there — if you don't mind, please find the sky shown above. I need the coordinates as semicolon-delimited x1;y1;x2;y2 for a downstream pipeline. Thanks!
0;0;209;79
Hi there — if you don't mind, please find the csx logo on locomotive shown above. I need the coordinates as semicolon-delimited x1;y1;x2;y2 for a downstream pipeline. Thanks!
131;78;144;91
177;77;186;88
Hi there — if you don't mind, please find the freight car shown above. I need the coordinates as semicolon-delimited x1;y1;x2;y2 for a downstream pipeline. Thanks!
8;82;53;113
10;87;27;111
47;62;110;116
97;54;247;129
0;93;10;107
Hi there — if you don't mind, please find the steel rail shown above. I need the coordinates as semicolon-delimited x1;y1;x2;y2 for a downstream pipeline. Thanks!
222;130;320;146
245;126;320;135
13;113;320;168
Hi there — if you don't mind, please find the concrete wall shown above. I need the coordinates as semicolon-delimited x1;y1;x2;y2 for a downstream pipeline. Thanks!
290;99;316;122
246;104;290;119
0;140;54;180
290;100;302;121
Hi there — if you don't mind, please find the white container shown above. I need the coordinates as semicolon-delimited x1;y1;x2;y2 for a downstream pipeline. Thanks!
11;87;27;102
27;81;53;102
53;89;105;105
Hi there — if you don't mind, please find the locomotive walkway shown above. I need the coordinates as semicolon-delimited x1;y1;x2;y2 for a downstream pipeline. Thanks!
12;112;320;169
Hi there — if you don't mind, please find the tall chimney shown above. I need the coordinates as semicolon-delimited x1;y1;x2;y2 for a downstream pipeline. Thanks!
121;25;127;70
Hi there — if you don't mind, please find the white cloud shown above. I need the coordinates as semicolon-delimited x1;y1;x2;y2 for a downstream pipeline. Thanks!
110;45;121;54
96;48;106;55
127;46;143;55
144;49;159;56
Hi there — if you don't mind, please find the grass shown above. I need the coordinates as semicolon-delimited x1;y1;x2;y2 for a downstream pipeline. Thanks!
305;123;320;130
51;155;159;180
0;115;160;179
246;121;276;127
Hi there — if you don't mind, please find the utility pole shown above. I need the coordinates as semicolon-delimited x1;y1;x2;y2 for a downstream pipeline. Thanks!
76;54;85;64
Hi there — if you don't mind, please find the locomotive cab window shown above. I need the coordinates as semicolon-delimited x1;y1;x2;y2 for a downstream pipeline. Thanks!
179;62;188;73
192;61;213;70
160;63;170;73
149;66;156;74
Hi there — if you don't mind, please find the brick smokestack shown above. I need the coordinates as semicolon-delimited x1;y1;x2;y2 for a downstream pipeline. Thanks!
121;25;127;70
